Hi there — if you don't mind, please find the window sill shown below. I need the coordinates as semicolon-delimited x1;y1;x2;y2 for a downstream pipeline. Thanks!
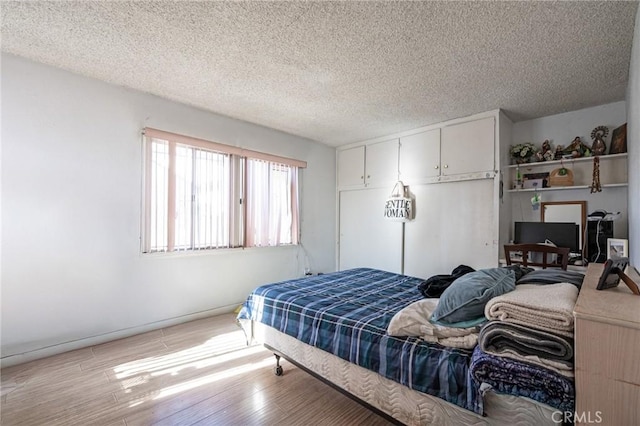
140;244;299;259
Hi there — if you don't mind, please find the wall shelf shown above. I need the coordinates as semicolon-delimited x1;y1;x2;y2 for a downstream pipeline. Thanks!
507;183;628;193
506;152;628;192
506;153;628;169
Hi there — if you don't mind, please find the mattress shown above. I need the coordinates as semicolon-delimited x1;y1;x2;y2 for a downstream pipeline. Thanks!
250;321;561;426
237;268;480;413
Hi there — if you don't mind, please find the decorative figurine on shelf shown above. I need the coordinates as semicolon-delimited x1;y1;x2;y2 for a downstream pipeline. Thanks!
590;126;609;156
535;139;554;162
554;144;565;160
534;139;551;162
563;136;590;158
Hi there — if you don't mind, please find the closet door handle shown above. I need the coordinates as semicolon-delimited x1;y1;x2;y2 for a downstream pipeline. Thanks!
434;165;439;169
443;164;449;169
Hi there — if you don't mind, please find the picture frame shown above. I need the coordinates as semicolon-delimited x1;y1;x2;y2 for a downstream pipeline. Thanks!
609;123;627;154
607;238;628;259
596;257;629;290
596;255;639;295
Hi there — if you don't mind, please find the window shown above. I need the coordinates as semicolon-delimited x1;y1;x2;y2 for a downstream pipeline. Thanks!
142;128;305;253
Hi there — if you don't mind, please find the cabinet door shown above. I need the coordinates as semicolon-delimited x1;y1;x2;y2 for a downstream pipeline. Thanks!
441;117;494;175
399;129;441;183
339;188;402;273
365;139;399;187
337;146;365;188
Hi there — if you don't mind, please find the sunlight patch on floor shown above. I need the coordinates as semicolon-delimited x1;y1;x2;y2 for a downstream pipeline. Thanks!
152;357;273;400
124;353;274;408
149;345;265;378
114;331;249;379
112;328;275;409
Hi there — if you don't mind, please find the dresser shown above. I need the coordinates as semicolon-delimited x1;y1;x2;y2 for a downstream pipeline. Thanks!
573;263;640;425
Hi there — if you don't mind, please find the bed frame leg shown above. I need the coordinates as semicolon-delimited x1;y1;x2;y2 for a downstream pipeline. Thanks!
273;354;284;376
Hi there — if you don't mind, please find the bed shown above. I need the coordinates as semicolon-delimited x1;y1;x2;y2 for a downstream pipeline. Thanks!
237;268;562;425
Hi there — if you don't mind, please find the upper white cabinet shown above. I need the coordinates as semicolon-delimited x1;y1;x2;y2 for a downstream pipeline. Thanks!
366;139;399;186
396;117;495;185
441;117;495;175
337;146;365;187
338;139;399;188
399;129;441;183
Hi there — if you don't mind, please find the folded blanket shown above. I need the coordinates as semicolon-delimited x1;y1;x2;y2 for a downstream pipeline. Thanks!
470;346;575;413
421;333;478;349
387;299;479;349
478;321;574;377
484;283;578;337
517;269;585;289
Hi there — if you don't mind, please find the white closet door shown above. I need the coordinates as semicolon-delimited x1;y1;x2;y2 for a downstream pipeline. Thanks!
339;188;403;273
404;179;496;279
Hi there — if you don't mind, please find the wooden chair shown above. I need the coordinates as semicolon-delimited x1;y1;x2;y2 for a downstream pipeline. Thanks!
504;243;570;270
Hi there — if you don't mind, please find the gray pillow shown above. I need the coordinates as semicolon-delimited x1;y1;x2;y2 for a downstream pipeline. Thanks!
431;268;516;324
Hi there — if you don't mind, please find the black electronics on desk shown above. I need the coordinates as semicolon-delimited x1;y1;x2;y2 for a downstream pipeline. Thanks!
514;222;579;254
587;220;614;263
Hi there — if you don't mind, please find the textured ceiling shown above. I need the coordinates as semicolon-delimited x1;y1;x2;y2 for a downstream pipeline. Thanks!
1;1;638;146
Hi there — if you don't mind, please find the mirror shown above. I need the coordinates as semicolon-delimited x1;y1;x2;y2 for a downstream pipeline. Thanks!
541;201;586;255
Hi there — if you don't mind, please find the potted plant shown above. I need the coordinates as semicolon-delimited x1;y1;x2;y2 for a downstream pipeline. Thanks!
510;143;537;164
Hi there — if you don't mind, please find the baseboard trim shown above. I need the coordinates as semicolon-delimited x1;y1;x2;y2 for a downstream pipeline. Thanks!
0;304;239;368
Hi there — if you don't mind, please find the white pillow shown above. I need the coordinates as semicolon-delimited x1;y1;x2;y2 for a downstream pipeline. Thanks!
387;299;480;338
388;299;439;337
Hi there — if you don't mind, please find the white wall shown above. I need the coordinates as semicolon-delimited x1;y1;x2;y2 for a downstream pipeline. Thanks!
510;102;629;241
0;54;336;365
627;6;640;269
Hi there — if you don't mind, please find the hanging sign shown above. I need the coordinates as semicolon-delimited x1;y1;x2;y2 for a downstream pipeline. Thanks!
384;181;414;222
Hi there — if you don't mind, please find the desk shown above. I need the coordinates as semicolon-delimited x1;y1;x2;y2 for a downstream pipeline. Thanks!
573;264;640;425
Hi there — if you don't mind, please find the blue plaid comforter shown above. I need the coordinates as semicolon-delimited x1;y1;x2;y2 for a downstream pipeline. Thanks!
237;268;481;414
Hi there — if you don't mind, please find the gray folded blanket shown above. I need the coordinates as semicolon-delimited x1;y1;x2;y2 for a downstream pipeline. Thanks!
478;320;574;377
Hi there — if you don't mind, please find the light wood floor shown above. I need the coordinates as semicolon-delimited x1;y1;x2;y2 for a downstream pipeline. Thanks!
1;314;393;426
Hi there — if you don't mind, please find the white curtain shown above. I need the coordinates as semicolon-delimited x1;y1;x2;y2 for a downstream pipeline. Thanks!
245;159;298;247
